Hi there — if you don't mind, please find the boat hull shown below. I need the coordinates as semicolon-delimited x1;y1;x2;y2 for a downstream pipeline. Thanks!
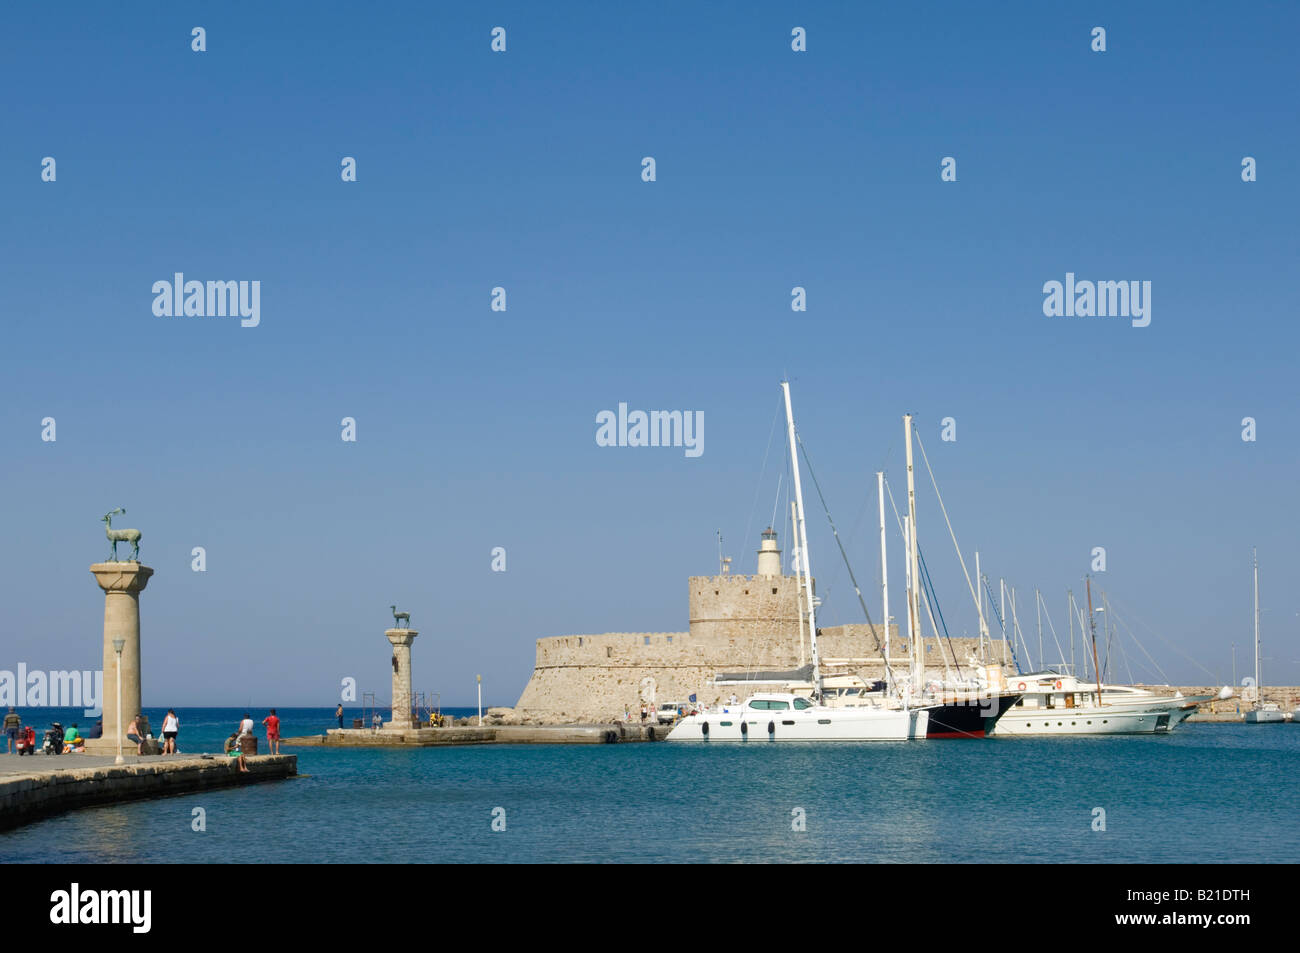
925;693;1021;738
989;696;1211;736
666;706;926;742
1245;709;1285;724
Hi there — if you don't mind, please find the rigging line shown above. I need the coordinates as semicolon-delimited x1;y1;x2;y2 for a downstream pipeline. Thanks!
983;575;1022;674
796;435;896;687
1105;594;1219;683
917;545;965;678
912;429;981;623
1036;589;1068;670
768;472;784;540
742;397;784;574
884;475;952;679
1106;604;1174;685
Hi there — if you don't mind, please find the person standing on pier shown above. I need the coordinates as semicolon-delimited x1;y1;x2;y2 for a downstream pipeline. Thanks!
4;707;20;753
161;709;180;754
336;703;344;728
263;709;281;754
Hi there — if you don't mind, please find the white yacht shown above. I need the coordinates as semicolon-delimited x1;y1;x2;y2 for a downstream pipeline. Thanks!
989;671;1213;736
666;692;925;742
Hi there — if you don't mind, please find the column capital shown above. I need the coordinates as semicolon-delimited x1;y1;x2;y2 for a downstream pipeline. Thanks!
385;628;418;646
90;563;154;594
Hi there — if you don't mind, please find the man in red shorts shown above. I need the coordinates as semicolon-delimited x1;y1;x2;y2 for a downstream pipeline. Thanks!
262;708;281;754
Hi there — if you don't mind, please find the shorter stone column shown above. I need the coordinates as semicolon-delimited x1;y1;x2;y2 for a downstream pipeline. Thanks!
385;628;418;729
85;562;154;755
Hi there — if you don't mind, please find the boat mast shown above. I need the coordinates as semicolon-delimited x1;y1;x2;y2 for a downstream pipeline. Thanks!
782;382;821;696
791;501;805;668
904;414;923;695
1086;576;1103;703
1067;590;1075;676
976;551;987;665
1253;547;1260;707
877;471;891;694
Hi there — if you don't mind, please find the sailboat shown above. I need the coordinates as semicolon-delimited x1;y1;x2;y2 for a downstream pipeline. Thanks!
1244;548;1285;724
666;383;933;742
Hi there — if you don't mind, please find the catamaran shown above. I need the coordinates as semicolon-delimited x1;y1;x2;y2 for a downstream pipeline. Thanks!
667;383;943;742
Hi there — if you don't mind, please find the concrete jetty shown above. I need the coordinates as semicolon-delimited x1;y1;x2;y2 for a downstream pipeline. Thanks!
282;723;665;747
0;753;297;832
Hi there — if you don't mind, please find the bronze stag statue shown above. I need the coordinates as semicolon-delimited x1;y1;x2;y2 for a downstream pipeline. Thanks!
102;508;141;562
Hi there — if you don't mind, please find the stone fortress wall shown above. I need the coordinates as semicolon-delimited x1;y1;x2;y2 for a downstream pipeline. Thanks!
514;530;1008;722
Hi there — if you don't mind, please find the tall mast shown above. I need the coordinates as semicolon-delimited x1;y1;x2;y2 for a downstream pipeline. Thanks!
792;501;805;668
1067;590;1075;676
1036;588;1043;672
904;414;923;694
902;516;913;701
1253;547;1260;706
1086;576;1103;703
975;551;986;664
782;382;821;695
1000;578;1008;668
877;472;891;694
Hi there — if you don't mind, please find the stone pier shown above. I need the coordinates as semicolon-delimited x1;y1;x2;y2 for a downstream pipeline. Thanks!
385;628;418;729
85;562;153;755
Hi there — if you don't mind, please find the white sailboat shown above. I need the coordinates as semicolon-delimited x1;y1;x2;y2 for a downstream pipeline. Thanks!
1244;548;1285;724
667;383;931;742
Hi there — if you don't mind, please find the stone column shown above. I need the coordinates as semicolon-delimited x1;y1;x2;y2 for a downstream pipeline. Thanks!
386;628;418;729
85;562;154;755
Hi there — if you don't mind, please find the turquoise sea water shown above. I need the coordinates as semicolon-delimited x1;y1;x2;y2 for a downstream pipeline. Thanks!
2;707;1297;863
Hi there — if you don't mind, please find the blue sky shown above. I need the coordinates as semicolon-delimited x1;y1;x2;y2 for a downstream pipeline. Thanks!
2;1;1297;706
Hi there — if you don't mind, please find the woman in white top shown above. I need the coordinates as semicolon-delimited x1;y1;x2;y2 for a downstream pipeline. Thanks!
161;709;179;754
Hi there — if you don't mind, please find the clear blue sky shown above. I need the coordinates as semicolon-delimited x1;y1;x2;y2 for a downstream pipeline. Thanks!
2;2;1297;706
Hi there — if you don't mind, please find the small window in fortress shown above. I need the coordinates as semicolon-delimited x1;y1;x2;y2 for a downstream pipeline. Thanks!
578;638;583;646
667;636;673;643
643;636;650;645
771;588;777;594
744;589;749;595
715;590;719;595
606;647;613;658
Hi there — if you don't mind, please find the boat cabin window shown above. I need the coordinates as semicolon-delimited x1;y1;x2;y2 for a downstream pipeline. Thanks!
793;698;813;710
748;699;791;710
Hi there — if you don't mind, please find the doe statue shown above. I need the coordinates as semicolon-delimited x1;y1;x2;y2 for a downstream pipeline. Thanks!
102;508;141;562
391;605;411;628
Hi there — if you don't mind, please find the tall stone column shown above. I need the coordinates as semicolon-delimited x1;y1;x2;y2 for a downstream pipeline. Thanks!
85;562;154;755
386;628;418;729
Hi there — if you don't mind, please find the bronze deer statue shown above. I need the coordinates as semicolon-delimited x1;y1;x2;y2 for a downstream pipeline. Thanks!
102;508;141;562
391;605;410;628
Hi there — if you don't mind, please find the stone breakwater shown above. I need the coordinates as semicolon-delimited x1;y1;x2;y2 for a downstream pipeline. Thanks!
0;754;297;831
282;722;664;747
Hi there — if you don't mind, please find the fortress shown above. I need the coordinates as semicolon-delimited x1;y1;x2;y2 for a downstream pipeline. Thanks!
513;528;1007;723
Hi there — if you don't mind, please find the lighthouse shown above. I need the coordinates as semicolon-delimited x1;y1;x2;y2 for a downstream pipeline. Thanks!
756;527;783;577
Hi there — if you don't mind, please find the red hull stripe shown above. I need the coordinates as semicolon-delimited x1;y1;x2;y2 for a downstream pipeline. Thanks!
927;730;985;739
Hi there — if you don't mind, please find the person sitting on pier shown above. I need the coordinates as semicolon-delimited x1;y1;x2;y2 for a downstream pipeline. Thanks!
126;715;144;755
234;713;256;773
63;723;84;752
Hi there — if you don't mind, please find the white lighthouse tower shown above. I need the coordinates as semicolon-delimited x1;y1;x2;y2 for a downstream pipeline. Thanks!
756;527;783;578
